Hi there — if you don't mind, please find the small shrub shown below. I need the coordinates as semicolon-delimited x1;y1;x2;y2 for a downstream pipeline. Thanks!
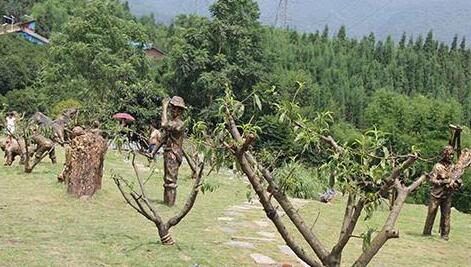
453;172;471;213
51;99;82;118
274;161;329;200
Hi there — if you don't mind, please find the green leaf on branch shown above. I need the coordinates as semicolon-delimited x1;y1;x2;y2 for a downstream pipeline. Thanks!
201;180;220;194
361;227;376;252
254;94;262;111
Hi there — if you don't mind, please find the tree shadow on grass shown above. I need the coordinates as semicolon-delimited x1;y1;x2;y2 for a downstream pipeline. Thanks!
403;230;443;242
124;241;161;253
148;198;166;205
124;238;190;254
403;231;426;237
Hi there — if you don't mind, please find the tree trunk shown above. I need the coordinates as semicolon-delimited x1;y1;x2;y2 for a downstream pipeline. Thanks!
325;255;341;267
62;132;107;198
157;223;175;245
353;190;406;267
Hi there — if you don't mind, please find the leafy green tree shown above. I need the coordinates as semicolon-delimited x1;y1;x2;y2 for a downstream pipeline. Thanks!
451;34;459;51
0;0;40;18
31;0;84;37
3;87;48;115
165;0;263;109
0;36;46;95
40;0;163;126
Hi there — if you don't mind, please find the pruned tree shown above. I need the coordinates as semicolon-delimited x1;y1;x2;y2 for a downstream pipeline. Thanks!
113;150;207;245
196;90;435;267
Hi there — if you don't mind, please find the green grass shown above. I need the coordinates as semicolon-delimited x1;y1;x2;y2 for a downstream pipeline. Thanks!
0;148;470;266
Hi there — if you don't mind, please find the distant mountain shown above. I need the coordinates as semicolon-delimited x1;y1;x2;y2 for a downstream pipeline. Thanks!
127;0;471;43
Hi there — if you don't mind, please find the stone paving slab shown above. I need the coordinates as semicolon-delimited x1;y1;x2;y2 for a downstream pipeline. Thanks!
279;245;310;267
253;219;270;227
217;217;234;221
250;253;277;265
226;220;259;229
231;236;276;242
257;231;276;238
219;226;237;234
230;205;260;211
220;198;315;267
223;211;244;217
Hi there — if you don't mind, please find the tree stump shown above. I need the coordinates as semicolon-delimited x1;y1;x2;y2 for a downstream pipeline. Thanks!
60;130;107;198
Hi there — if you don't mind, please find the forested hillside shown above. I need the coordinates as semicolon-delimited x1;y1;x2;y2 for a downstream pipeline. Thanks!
1;0;471;213
126;0;471;42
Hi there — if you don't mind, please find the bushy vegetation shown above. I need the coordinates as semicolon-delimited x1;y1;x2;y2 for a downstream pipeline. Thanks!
274;161;329;200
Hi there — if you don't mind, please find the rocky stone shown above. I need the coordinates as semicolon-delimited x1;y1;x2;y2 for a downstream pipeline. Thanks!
250;253;277;265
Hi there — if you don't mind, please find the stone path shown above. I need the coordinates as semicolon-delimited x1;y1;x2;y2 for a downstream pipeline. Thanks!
218;199;311;266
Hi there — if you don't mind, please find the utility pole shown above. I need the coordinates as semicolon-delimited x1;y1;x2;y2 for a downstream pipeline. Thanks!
274;0;290;28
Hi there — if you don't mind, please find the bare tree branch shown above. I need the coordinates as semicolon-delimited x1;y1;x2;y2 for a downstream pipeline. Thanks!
182;149;197;173
320;135;344;154
115;143;209;245
238;153;322;267
258;166;329;261
353;186;406;267
378;154;418;196
331;199;365;257
131;153;161;221
114;177;152;220
240;133;256;153
407;175;427;192
168;161;205;227
293;120;344;154
130;192;156;221
225;110;324;267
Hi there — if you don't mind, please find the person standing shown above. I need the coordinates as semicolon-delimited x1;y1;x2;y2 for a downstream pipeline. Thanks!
5;111;16;136
148;125;162;158
161;96;186;206
422;145;458;240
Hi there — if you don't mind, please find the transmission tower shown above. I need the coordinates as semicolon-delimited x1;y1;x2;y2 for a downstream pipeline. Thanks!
274;0;290;28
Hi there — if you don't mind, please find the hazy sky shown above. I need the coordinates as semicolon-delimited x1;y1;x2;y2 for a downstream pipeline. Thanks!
127;0;471;42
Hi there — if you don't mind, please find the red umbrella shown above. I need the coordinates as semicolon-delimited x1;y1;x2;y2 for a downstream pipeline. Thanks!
112;113;135;122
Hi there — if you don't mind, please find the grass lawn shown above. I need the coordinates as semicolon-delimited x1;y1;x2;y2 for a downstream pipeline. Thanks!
0;147;470;266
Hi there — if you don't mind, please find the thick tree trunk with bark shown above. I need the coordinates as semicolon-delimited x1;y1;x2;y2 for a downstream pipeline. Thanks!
62;131;107;198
